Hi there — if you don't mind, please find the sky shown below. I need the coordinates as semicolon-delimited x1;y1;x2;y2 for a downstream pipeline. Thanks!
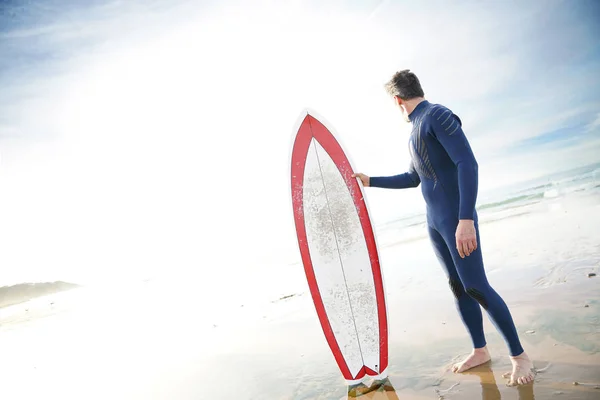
0;0;599;290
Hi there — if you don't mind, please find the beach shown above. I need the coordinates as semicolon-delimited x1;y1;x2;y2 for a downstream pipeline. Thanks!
1;0;600;398
1;165;599;399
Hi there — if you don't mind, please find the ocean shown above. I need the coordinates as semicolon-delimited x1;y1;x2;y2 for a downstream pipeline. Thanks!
259;161;600;305
374;161;600;249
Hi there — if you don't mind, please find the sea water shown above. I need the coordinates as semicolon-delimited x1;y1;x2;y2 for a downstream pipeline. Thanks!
266;162;600;304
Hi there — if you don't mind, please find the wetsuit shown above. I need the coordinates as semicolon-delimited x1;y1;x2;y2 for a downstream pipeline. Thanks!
370;100;524;356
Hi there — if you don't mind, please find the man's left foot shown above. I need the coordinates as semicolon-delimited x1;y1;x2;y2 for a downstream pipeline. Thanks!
452;346;491;373
504;352;536;386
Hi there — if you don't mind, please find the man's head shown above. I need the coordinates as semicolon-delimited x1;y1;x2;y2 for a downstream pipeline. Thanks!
384;69;425;122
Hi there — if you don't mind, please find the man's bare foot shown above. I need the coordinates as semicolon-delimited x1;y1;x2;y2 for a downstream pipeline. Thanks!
503;352;536;386
452;346;491;373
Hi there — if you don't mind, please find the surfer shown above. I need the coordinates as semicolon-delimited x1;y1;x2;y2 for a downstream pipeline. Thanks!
352;69;535;386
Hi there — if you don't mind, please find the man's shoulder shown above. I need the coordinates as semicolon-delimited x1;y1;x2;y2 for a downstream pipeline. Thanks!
423;102;463;135
425;102;462;123
424;102;454;121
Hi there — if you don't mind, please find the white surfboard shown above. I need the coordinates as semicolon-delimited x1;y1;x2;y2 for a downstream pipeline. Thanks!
290;110;388;384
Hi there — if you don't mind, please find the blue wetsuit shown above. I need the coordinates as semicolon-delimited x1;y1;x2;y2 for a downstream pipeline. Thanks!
370;100;523;356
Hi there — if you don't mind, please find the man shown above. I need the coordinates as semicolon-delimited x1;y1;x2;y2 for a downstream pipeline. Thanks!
352;70;535;386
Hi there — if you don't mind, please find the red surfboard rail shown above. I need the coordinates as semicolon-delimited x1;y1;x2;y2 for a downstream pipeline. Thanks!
290;112;388;381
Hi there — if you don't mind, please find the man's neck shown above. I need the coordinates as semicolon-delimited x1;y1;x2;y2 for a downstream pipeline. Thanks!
403;97;426;116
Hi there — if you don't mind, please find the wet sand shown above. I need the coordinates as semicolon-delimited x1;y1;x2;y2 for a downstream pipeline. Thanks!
239;270;600;400
229;195;600;400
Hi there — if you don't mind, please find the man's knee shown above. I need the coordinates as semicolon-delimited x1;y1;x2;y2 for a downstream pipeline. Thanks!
466;287;489;310
449;278;464;300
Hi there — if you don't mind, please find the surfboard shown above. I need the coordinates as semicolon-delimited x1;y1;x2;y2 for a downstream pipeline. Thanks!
290;110;389;384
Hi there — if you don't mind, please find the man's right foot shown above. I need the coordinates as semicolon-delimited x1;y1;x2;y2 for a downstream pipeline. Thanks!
504;351;536;386
452;346;492;373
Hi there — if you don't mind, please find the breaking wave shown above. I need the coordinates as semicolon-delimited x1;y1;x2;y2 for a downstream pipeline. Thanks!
478;192;545;211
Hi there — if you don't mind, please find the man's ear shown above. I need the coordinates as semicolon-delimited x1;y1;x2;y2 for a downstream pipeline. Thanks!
394;95;403;107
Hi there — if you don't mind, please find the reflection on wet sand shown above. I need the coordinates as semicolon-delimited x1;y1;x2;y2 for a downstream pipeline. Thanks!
347;377;400;399
344;365;549;400
436;360;600;400
460;363;534;400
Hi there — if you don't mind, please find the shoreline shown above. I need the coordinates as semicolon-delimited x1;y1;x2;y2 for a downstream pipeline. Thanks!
265;266;600;400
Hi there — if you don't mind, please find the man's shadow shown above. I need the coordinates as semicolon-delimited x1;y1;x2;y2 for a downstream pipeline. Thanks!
346;364;535;399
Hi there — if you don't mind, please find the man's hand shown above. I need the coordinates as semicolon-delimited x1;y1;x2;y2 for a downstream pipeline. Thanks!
352;172;370;187
456;219;477;258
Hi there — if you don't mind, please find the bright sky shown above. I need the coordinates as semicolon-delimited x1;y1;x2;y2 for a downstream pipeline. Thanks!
0;0;599;289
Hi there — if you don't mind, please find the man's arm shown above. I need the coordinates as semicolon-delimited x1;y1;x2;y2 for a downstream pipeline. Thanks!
369;161;421;189
428;108;478;220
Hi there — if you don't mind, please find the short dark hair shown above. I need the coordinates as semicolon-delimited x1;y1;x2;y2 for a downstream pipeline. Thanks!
384;69;424;100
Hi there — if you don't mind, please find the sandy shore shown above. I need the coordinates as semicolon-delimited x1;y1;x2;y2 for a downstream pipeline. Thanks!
0;195;599;399
203;195;600;400
199;270;599;400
